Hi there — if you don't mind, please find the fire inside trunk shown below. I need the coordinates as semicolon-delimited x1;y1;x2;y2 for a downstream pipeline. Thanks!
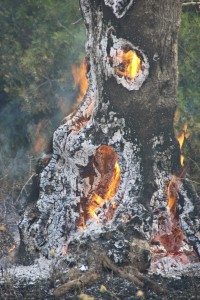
6;2;199;297
150;173;199;272
113;49;142;79
18;0;200;265
78;145;120;228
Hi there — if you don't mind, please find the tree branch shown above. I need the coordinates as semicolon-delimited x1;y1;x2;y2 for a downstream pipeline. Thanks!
182;2;200;7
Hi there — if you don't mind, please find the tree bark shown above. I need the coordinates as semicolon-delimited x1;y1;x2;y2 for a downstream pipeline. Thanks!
3;0;200;298
18;0;200;260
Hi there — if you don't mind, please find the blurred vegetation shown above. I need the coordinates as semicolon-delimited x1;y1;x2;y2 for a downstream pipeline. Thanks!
0;0;86;186
0;1;199;195
177;4;200;194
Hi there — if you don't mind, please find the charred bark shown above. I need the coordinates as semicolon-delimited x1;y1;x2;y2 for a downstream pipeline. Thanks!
1;0;200;299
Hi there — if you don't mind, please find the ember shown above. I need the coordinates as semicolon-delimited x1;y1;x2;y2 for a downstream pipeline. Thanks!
151;171;199;272
154;176;185;253
72;61;88;105
115;49;141;79
176;123;189;166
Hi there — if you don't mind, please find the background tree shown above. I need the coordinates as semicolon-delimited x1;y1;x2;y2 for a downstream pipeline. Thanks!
0;0;86;183
176;3;200;194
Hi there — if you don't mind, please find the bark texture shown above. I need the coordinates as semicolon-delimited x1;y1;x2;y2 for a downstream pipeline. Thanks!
1;1;200;299
18;0;200;262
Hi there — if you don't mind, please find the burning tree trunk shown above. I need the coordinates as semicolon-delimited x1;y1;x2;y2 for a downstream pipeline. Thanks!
9;0;200;297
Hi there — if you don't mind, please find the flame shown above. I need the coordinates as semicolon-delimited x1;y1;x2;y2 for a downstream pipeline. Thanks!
88;162;120;219
104;162;121;199
180;155;184;167
176;132;185;150
78;146;121;229
115;50;141;79
33;120;49;154
72;61;88;104
34;136;46;154
8;244;16;254
167;176;177;214
156;177;184;252
176;123;189;166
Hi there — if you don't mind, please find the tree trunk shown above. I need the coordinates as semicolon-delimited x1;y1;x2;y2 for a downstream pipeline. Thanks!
1;1;200;299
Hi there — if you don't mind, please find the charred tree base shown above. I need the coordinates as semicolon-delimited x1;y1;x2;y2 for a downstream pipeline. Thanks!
1;208;200;299
0;234;200;300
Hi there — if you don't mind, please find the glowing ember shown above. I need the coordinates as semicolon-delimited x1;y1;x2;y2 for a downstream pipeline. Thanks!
150;175;184;254
159;222;184;252
176;123;189;166
72;61;88;104
115;50;141;79
8;244;16;254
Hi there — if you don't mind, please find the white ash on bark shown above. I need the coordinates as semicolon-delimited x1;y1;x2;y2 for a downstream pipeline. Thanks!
104;0;135;18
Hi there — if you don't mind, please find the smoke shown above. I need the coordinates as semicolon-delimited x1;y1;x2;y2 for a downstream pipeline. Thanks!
0;16;86;187
0;99;29;181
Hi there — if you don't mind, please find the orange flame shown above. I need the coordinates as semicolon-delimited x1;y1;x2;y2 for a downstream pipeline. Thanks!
72;61;88;104
88;162;120;219
33;120;49;154
8;244;16;254
167;176;177;214
34;136;46;154
176;123;189;166
115;50;141;79
164;176;186;252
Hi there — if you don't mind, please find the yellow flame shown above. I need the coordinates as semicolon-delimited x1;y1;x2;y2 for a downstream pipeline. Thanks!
180;154;184;166
177;132;185;151
176;123;189;166
88;162;120;219
72;61;88;104
105;162;120;199
167;176;177;213
116;50;141;79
